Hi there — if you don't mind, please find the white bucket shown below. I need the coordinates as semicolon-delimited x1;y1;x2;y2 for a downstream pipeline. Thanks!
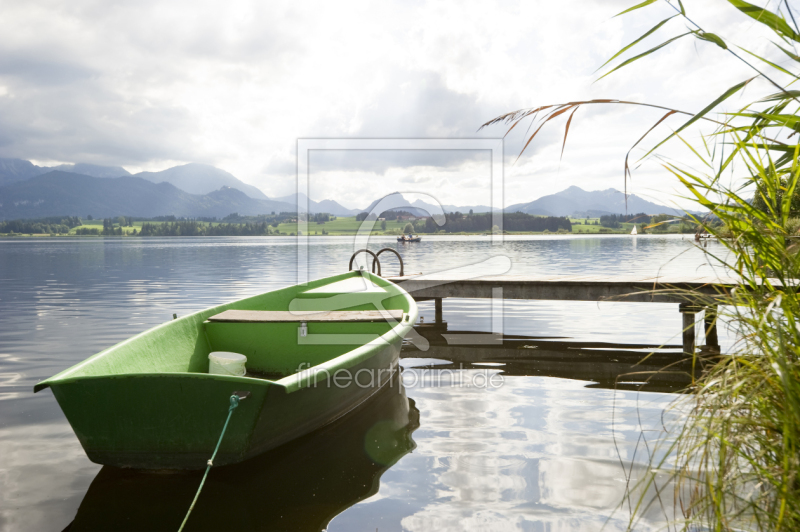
208;351;247;377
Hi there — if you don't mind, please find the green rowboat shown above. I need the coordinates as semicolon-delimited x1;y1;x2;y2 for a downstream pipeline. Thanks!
34;270;418;470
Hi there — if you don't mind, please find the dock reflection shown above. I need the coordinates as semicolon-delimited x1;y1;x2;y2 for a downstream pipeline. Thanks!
67;374;418;532
406;327;706;393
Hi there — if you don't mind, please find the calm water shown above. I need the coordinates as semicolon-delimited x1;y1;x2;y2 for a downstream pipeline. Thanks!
0;235;731;531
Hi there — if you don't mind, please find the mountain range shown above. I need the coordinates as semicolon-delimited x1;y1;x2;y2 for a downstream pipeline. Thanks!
273;193;360;217
0;158;268;199
134;164;268;200
506;185;688;217
0;172;299;219
0;157;692;220
363;193;492;218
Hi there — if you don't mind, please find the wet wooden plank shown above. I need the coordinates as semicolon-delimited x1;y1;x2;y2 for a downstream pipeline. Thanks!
208;310;404;323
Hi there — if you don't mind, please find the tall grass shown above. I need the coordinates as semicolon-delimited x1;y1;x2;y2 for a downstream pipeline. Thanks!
643;137;800;531
484;1;800;529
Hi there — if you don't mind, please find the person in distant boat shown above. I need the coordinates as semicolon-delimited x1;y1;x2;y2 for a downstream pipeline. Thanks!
397;233;421;242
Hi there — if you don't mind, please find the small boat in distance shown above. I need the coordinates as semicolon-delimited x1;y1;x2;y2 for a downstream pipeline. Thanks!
631;225;638;235
397;234;422;242
34;271;418;470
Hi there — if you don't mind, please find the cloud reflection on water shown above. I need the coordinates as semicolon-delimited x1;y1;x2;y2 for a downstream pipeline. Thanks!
330;373;679;531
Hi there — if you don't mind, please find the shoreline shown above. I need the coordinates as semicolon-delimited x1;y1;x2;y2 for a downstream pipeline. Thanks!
0;230;696;239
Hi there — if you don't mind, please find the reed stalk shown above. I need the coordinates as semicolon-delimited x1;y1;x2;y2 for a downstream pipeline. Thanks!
484;1;800;529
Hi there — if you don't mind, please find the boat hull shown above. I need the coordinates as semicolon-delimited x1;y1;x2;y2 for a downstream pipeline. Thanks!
37;271;417;469
67;374;418;531
52;347;400;469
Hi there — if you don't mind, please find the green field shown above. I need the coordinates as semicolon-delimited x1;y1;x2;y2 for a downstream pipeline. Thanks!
65;219;232;236
277;218;409;236
568;218;691;234
59;217;411;237
569;218;637;234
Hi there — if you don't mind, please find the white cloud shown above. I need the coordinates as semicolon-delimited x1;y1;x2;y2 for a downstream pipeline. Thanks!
0;0;790;208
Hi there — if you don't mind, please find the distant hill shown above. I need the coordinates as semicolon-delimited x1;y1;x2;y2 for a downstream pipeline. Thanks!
361;192;491;217
51;163;131;178
363;193;429;218
273;193;360;216
0;172;295;219
0;158;268;201
0;158;132;186
505;186;689;216
439;203;492;214
134;163;268;200
0;158;49;187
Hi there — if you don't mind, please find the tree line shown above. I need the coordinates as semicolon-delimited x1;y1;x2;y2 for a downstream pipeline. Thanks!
357;210;415;221
138;221;281;236
102;218;126;235
598;212;651;228
0;216;83;234
407;212;571;233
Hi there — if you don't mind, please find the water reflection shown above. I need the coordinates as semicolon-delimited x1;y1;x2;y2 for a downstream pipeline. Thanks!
330;366;678;532
404;348;697;393
0;236;717;531
67;375;418;532
406;329;704;393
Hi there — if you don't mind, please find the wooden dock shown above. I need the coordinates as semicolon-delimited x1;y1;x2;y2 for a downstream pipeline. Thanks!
386;273;741;354
386;274;738;303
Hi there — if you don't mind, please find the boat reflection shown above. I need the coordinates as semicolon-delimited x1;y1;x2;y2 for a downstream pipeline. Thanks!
67;373;418;532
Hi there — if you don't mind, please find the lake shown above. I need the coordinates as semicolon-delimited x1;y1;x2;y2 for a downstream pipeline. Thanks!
0;235;730;531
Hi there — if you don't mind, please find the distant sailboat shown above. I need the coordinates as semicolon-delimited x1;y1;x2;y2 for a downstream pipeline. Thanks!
631;225;638;235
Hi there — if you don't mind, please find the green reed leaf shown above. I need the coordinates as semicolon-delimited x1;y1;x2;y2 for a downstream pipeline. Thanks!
641;77;756;159
615;0;658;17
728;0;800;42
775;42;800;62
759;89;800;102
598;32;691;80
738;46;800;78
693;30;728;50
597;16;676;71
745;112;800;128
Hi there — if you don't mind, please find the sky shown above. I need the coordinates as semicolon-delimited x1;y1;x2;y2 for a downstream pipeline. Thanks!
0;0;794;210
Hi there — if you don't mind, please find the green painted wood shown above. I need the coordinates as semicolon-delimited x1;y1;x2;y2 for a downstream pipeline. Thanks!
34;271;418;469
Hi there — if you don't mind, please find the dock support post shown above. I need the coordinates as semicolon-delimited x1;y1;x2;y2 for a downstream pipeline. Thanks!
679;304;698;355
434;298;443;325
704;305;719;350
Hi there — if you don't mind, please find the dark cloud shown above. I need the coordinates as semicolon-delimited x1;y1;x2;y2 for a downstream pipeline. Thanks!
0;53;95;86
308;149;491;175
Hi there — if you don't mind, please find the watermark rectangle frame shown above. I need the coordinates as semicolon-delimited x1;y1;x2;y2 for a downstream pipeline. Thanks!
296;138;504;285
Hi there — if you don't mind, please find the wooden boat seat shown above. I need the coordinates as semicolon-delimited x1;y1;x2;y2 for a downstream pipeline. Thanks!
207;310;404;323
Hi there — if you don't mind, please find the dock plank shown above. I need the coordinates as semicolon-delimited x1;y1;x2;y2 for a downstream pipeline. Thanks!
385;274;768;304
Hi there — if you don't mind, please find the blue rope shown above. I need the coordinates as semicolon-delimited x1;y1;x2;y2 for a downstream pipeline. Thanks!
178;394;240;532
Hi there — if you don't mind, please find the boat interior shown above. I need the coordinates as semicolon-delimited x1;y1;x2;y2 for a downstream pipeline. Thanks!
37;272;414;391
